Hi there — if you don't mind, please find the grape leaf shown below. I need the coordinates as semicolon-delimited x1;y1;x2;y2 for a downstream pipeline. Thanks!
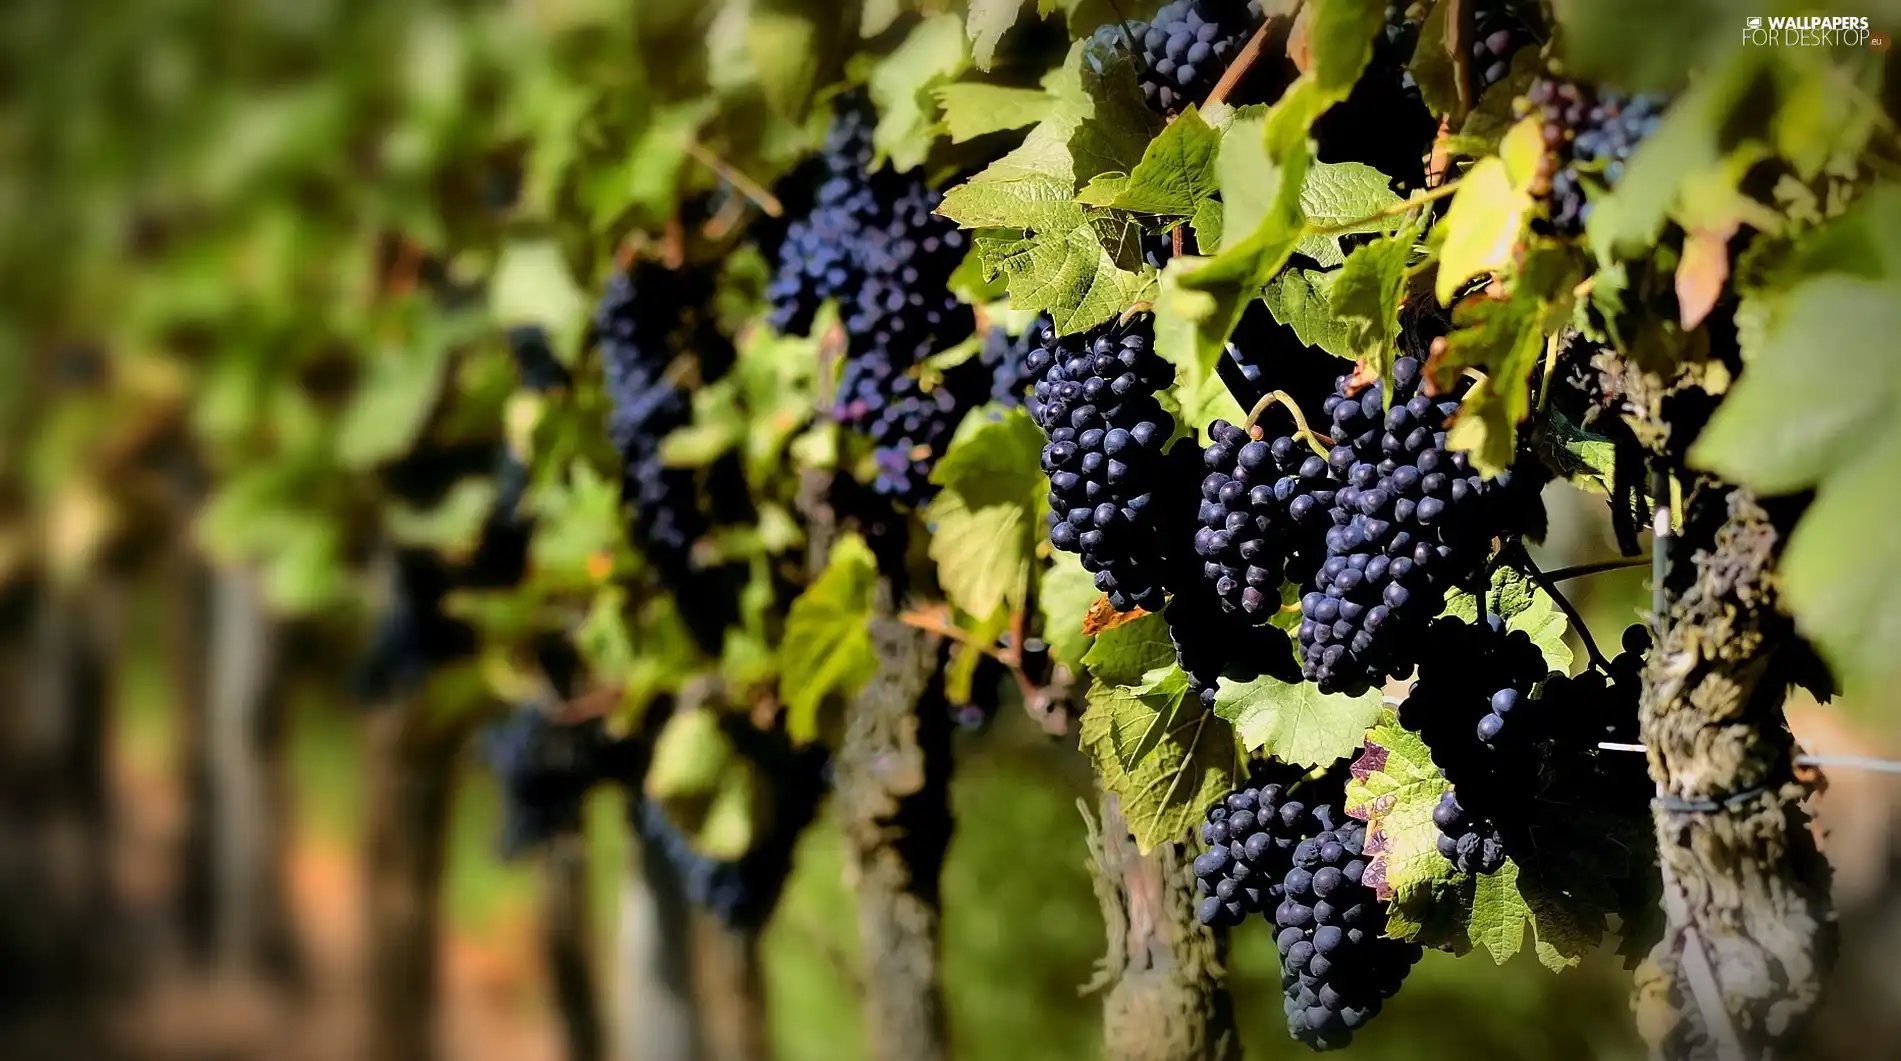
1039;550;1098;670
870;14;970;172
1078;104;1219;217
1081;663;1238;853
335;333;454;469
1549;0;1735;96
1329;228;1412;376
1302;0;1382;96
1406;0;1458;120
1434;156;1530;305
927;407;1047;619
1344;711;1454;905
490;238;588;361
935;83;1053;142
1212;673;1381;768
1080;610;1173;686
1691;272;1901;692
1441;566;1576;674
1262;268;1356;359
966;0;1025;69
1169;100;1313;373
1434;295;1545;478
780;532;881;741
1541;406;1618;496
977;222;1155;335
1296;161;1407;265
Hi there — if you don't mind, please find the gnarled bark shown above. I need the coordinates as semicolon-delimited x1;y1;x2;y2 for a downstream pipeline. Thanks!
1633;487;1836;1061
832;612;950;1061
1084;789;1240;1061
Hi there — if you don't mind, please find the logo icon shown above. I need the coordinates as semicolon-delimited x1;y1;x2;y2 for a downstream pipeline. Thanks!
1746;16;1762;29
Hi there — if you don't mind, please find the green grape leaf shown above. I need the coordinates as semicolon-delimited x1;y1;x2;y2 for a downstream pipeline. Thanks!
490;238;588;360
1080;611;1174;687
645;707;736;801
385;478;497;554
1081;663;1237;853
1039;550;1098;671
528;461;628;589
1344;711;1455;905
870;13;969;172
1213;672;1381;768
1296;160;1407;265
1329;228;1412;377
1434;294;1545;478
1262;268;1356;359
335;334;454;470
780;532;882;741
1170;101;1314;372
1304;0;1383;96
938;122;1081;231
1406;0;1458;119
1691;273;1901;692
976;222;1155;336
1191;196;1224;253
935;83;1053;142
1065;41;1162;183
927;407;1048;619
1441;566;1576;674
1080;104;1219;217
966;0;1026;69
1541;406;1618;496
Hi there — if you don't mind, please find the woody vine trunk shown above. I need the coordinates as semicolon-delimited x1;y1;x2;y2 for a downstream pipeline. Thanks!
1620;352;1837;1060
1085;790;1241;1061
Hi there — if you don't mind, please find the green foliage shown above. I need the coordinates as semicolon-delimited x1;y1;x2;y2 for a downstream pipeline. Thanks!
1213;672;1382;768
780;532;882;741
1441;567;1576;674
1080;661;1237;853
928;407;1048;621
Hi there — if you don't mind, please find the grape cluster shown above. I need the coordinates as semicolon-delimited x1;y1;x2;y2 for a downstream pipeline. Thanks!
766;98;977;506
1521;79;1668;234
1195;421;1332;620
1089;1;1265;116
1028;313;1180;613
836;353;990;501
629;725;828;929
978;316;1052;410
1431;789;1505;875
1192;767;1327;927
1297;358;1541;693
1275;814;1424;1050
1403;617;1652;875
597;263;748;654
482;707;615;857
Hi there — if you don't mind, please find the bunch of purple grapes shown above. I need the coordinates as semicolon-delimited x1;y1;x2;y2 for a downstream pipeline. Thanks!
766;98;977;506
1089;1;1266;116
1522;78;1669;234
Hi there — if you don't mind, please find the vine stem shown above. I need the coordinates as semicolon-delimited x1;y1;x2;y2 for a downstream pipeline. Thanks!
1243;389;1333;456
1201;0;1303;112
1541;557;1649;582
1303;180;1461;237
1512;546;1610;672
898;607;1010;665
684;140;784;218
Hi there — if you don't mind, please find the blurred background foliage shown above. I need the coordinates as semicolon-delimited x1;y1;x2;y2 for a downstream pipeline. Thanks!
1;1;1898;1060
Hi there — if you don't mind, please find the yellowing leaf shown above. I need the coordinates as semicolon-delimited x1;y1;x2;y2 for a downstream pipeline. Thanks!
1435;157;1530;304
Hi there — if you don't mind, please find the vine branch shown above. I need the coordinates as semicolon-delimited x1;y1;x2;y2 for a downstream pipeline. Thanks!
684;140;783;218
1541;557;1650;583
1243;389;1333;456
1511;545;1610;671
1201;1;1301;112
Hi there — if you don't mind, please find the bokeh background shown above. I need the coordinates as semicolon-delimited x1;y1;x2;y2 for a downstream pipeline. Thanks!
2;2;1897;1060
